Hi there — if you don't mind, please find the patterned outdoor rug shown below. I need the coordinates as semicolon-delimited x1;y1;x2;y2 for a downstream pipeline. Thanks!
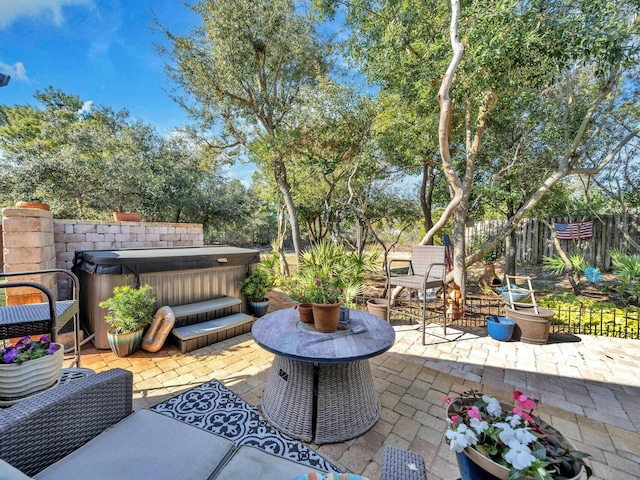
151;379;339;472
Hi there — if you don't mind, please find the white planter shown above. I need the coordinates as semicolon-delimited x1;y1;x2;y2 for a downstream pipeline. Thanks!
0;343;64;400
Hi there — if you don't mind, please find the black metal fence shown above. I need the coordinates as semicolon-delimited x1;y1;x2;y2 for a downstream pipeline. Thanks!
358;295;640;340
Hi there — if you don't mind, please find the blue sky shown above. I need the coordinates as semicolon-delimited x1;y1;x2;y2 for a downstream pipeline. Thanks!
0;0;348;184
0;0;198;134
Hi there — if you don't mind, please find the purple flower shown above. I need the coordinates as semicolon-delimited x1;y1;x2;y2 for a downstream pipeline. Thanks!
3;349;19;364
40;335;51;343
46;344;57;355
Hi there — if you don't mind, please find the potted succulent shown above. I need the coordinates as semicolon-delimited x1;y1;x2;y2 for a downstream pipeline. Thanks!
240;269;273;317
99;284;156;357
0;335;64;401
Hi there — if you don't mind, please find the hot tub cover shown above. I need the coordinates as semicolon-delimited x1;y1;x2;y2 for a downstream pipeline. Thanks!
74;246;260;275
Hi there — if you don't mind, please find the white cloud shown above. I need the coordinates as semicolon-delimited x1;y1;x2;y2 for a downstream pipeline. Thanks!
0;61;28;81
0;0;91;29
77;100;94;115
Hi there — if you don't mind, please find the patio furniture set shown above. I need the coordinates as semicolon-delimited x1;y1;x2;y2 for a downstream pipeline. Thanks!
0;367;428;480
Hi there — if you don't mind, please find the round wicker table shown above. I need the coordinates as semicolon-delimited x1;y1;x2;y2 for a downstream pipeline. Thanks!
252;307;395;444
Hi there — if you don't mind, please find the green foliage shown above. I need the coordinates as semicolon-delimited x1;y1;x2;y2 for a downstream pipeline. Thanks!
99;285;156;334
539;294;639;337
469;232;499;263
542;254;588;276
610;249;640;305
240;269;273;302
289;241;381;306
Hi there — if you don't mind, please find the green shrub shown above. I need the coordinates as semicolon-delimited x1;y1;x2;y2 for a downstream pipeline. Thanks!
240;269;273;302
610;249;640;305
99;285;156;334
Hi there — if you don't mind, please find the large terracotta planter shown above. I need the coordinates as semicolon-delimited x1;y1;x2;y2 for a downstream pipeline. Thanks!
366;298;389;320
311;302;341;333
113;212;142;222
15;201;50;211
107;328;145;357
0;343;63;401
504;304;554;344
298;303;314;324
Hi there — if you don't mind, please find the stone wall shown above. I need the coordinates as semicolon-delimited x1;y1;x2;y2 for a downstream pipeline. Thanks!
2;208;56;305
54;220;204;270
2;208;204;302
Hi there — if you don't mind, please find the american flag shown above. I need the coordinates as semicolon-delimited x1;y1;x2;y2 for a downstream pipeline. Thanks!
554;221;593;240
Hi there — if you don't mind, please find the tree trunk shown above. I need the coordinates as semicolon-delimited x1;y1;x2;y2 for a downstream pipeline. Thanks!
420;162;435;245
273;158;302;259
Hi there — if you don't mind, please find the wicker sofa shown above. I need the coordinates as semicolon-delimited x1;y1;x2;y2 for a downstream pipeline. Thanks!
0;368;427;480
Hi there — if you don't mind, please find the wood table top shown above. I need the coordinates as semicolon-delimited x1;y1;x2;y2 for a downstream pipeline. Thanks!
252;307;395;364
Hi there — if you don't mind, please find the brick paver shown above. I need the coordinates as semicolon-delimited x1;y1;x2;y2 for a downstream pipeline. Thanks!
68;291;640;480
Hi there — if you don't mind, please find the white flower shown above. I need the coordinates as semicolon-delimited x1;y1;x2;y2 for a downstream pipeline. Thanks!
513;427;537;445
504;440;536;470
505;413;522;428
483;395;502;416
498;425;516;444
469;417;489;434
445;424;478;453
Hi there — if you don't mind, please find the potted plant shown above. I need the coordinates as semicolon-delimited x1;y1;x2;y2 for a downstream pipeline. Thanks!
445;389;592;480
0;335;63;401
308;277;343;333
99;284;156;357
240;269;273;317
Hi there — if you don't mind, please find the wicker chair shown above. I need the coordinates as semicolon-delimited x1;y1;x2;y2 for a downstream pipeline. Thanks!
0;368;133;476
0;269;81;366
386;245;448;344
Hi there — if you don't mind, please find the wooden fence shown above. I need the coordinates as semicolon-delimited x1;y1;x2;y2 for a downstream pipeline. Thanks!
466;215;640;270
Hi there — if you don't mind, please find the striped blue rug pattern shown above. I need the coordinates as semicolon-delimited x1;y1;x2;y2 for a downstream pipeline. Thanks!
151;379;339;472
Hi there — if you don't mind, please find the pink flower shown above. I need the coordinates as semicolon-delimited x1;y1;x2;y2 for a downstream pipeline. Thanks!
513;407;535;424
444;395;451;405
467;405;482;420
514;391;536;411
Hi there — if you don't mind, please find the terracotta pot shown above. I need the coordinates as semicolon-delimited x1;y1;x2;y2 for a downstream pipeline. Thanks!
15;201;50;211
366;298;389;320
0;343;63;401
298;303;314;324
504;304;554;344
311;302;341;333
113;212;142;222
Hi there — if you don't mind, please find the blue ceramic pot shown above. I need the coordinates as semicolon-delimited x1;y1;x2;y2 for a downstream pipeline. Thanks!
486;316;515;341
455;451;502;480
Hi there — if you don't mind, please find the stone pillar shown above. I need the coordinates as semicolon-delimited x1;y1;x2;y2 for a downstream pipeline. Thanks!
2;207;56;305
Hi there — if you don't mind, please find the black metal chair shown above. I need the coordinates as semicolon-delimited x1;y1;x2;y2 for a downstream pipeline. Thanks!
0;269;81;366
386;245;448;344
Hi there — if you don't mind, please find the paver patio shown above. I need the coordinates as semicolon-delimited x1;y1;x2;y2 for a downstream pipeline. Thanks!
69;291;640;480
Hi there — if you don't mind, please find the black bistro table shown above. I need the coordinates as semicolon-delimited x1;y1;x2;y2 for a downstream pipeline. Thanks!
252;307;395;444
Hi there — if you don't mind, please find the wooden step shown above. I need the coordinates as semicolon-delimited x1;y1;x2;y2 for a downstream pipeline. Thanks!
171;313;254;353
170;297;242;319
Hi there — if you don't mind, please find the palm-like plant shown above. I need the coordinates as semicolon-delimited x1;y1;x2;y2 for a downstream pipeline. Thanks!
610;249;640;305
294;240;381;307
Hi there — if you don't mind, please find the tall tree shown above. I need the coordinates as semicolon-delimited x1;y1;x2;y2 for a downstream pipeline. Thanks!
319;0;640;298
158;0;332;258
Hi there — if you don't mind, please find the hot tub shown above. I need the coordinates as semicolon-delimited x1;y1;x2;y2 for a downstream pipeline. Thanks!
73;246;260;349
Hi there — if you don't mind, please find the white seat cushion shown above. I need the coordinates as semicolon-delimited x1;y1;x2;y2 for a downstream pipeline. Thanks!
35;410;235;480
214;446;326;479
